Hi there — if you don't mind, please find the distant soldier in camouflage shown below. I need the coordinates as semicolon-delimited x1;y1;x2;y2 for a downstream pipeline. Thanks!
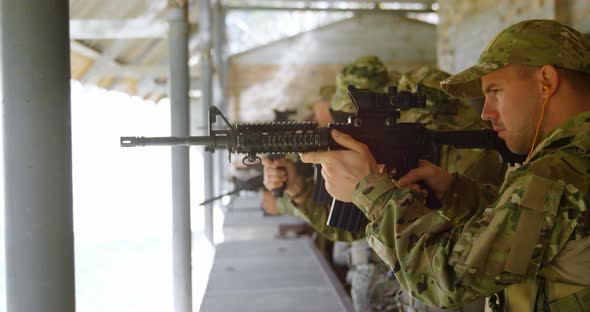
264;56;390;312
263;56;391;242
301;19;590;312
331;55;390;113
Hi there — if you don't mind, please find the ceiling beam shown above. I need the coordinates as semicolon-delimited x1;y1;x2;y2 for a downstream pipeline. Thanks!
92;63;202;78
70;19;169;39
223;0;434;3
70;19;199;40
224;6;434;13
70;40;101;59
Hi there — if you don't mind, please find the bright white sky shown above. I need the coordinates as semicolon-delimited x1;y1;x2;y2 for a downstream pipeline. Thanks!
70;81;214;312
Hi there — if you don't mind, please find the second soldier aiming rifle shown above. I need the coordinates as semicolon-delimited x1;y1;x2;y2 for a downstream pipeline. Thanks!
121;86;525;233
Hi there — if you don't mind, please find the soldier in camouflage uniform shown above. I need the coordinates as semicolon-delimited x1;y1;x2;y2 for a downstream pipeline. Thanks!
301;19;590;312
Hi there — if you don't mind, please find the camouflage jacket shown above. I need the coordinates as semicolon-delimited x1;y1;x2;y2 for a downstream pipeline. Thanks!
351;111;590;309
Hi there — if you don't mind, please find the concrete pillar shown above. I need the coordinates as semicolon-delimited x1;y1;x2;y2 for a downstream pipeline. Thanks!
213;0;229;110
213;0;229;218
2;0;75;311
167;1;193;311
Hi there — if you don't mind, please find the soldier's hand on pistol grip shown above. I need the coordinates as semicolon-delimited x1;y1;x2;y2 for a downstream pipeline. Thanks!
398;160;454;201
261;157;304;198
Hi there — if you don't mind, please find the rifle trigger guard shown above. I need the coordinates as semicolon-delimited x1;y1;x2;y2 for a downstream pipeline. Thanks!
242;154;261;166
353;118;362;127
385;117;395;127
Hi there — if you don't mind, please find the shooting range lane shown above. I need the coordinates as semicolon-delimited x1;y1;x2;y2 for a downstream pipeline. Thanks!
201;196;353;312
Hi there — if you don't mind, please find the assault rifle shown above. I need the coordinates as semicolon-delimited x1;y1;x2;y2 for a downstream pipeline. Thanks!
199;175;263;206
121;86;526;233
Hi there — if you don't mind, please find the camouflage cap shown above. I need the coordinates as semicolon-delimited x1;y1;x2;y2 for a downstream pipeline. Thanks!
398;66;451;92
387;70;402;90
441;19;590;99
302;84;336;113
398;66;459;113
331;55;390;113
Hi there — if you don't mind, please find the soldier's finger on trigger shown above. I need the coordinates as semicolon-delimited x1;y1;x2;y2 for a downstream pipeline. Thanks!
406;183;422;192
300;151;328;165
321;166;330;179
399;166;430;187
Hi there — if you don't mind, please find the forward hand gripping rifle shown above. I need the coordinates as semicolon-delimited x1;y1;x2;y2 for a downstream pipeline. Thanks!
121;86;525;233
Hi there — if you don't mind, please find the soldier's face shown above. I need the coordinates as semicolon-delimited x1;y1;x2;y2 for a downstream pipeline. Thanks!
480;65;544;154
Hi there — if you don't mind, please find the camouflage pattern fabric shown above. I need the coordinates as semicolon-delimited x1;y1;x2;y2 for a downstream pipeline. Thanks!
398;66;458;114
351;111;590;310
398;66;476;123
441;19;590;99
331;55;390;113
387;70;402;91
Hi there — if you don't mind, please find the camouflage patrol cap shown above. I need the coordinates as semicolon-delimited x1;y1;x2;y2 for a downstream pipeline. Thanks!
441;19;590;99
398;66;451;92
398;66;459;113
331;55;390;113
387;70;402;90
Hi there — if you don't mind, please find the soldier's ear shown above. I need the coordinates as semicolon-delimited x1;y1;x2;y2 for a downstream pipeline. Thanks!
539;65;559;97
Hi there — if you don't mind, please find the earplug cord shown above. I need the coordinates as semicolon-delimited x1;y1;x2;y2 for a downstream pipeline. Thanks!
526;87;550;161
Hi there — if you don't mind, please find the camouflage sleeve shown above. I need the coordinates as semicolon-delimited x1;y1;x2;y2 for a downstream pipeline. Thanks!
275;195;299;216
277;193;364;242
352;172;566;309
439;173;499;226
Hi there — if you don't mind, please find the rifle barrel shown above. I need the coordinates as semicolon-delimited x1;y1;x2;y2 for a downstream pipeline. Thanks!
120;136;231;147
